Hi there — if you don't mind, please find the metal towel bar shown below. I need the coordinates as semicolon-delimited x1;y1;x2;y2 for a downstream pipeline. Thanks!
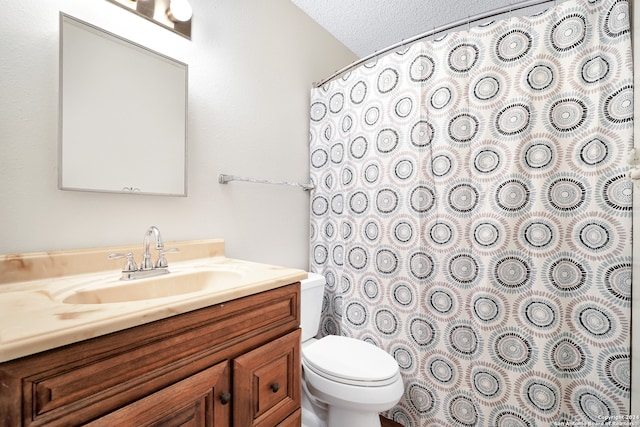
218;174;315;191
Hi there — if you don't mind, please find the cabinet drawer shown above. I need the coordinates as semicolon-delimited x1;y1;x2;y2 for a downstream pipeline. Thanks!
233;329;301;427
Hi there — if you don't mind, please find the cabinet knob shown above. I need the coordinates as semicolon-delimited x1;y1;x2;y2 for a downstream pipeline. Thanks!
219;392;231;405
270;383;280;393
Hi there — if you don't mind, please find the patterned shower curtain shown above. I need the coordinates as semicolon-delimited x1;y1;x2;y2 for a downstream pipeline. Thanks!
308;0;633;425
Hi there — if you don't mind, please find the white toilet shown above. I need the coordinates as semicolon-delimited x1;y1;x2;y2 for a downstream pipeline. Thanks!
300;273;404;427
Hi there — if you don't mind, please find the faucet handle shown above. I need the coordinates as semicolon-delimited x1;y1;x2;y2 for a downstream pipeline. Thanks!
156;247;179;268
108;252;139;272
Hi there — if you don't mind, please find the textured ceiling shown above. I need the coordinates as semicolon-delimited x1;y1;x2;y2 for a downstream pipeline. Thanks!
291;0;558;58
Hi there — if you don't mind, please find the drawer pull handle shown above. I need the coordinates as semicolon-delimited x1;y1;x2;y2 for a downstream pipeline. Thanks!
219;392;231;405
270;383;280;393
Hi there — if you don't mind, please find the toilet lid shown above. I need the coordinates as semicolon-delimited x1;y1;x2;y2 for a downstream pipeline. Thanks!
302;335;399;386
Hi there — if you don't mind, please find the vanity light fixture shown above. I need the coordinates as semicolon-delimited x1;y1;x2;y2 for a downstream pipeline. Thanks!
166;0;193;23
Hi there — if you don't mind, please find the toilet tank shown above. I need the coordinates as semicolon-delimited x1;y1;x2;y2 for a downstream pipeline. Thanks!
300;272;326;342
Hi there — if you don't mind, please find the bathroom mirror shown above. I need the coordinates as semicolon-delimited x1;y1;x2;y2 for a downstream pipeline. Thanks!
59;14;188;196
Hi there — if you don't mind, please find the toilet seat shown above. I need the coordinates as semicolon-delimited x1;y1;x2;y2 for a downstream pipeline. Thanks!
302;335;400;387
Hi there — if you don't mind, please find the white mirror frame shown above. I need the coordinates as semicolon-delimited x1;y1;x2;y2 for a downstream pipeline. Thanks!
59;13;188;196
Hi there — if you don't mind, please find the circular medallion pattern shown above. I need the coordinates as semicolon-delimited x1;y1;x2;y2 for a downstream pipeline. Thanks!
310;102;327;121
550;13;587;52
376;128;399;153
472;294;502;324
431;86;453;109
600;172;632;213
496;29;533;63
581;55;610;83
409;316;437;348
347;246;368;270
578;137;609;167
350;80;367;104
376;188;399;214
527;64;554;90
375;307;399;336
427;286;457;317
349;136;368;159
473;149;501;174
364;163;380;185
446;322;481;356
428;220;456;249
600;259;631;303
364;106;380;126
474;75;501;101
394;158;414;180
408;381;436;415
446;393;481;426
395;96;413;118
392;342;415;372
600;348;630;394
430;357;455;385
411;120;435;147
432;153;453;177
377;68;399;93
392;281;414;307
604;84;633;125
489;406;534;427
345;301;367;326
448;113;480;143
376;248;399;274
410;185;436;214
548;97;588;134
495;103;531;136
409;55;435;82
603;1;630;38
490;328;535;371
409;251;435;280
329;92;344;113
349;191;368;214
545;176;587;214
544;255;589;294
546;333;591;378
446;251;481;287
522;140;556;172
492;253;532;291
447;182;480;214
449;43;480;72
493;178;531;214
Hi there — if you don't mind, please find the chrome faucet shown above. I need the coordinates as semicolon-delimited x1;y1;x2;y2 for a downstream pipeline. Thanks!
141;225;163;270
109;226;179;280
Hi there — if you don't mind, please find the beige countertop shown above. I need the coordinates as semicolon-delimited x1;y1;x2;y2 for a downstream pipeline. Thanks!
0;239;307;363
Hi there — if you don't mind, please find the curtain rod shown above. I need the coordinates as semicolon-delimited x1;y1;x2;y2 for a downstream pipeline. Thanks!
218;174;315;191
314;0;561;88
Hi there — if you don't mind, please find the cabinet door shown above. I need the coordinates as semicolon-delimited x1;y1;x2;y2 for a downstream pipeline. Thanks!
277;409;301;427
86;361;231;427
233;329;301;427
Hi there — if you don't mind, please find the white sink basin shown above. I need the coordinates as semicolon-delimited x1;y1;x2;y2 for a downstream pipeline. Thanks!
60;268;244;304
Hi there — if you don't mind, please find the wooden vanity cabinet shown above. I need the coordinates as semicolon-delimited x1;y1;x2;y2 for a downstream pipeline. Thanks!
0;283;301;427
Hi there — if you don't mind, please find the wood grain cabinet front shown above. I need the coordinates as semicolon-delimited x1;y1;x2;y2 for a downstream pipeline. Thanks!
234;330;301;427
0;283;301;427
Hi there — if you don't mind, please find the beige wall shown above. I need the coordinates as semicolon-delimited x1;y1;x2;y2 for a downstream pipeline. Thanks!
0;0;356;268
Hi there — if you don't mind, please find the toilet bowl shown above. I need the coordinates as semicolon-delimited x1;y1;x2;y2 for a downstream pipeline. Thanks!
301;273;404;427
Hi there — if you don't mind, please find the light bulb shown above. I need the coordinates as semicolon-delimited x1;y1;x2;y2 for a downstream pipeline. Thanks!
167;0;192;23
